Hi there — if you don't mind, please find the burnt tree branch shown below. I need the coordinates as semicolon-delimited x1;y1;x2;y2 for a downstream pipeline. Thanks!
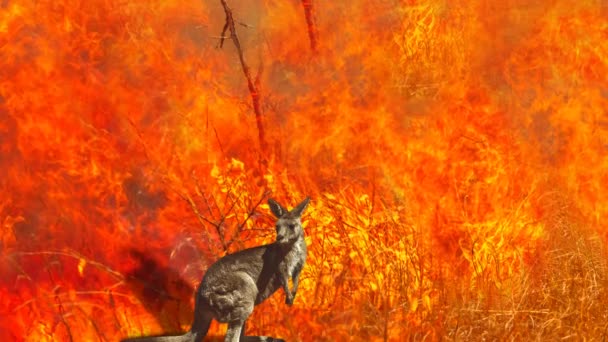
218;0;267;154
224;190;270;251
301;0;318;52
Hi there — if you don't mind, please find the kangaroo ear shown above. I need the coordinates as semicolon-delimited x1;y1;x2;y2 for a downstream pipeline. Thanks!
268;199;288;218
290;197;310;217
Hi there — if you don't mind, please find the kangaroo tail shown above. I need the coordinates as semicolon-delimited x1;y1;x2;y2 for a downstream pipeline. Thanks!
121;331;197;342
122;286;212;342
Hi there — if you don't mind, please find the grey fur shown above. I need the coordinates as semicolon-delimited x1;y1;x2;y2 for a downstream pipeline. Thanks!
123;197;311;342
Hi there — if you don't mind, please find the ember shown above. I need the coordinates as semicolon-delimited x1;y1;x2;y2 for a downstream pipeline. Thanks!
1;1;607;341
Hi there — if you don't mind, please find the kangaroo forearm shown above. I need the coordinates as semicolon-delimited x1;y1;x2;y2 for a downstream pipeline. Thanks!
280;274;294;305
280;276;292;296
291;270;301;294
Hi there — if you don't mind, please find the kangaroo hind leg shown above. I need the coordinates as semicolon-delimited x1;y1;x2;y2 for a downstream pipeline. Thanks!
224;320;244;342
189;285;214;342
190;309;212;342
207;271;256;342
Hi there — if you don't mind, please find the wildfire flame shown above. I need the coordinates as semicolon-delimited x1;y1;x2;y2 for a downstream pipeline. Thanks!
1;0;608;341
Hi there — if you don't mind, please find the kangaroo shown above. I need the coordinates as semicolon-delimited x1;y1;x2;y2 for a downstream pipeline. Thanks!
123;197;311;342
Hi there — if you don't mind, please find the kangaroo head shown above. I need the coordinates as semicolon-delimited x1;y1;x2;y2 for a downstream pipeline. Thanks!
268;197;310;245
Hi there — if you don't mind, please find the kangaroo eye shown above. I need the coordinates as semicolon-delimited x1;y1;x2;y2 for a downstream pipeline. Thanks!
289;224;296;230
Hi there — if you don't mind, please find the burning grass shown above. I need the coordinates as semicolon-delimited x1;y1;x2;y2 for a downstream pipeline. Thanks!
1;0;608;341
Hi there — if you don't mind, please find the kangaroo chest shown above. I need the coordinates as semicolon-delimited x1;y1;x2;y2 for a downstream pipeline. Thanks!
281;239;306;277
255;239;306;303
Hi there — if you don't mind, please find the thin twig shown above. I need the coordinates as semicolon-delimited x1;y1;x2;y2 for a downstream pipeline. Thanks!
225;190;271;250
461;309;551;315
47;268;75;342
11;250;124;280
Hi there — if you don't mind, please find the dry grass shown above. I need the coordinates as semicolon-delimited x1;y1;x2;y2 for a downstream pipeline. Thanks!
1;0;607;341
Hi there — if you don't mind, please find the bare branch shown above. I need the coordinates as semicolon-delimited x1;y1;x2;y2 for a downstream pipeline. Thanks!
301;0;318;52
238;21;254;28
225;190;271;250
218;0;267;154
172;188;225;250
12;250;124;280
46;268;75;342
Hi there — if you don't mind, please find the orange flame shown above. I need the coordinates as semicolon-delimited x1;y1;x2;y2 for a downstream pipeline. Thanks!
1;0;608;340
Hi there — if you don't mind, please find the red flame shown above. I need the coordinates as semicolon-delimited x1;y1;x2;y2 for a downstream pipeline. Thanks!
1;0;608;340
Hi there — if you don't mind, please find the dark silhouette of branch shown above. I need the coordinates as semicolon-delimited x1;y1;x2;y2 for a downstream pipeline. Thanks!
218;0;267;154
301;0;318;52
224;190;270;251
